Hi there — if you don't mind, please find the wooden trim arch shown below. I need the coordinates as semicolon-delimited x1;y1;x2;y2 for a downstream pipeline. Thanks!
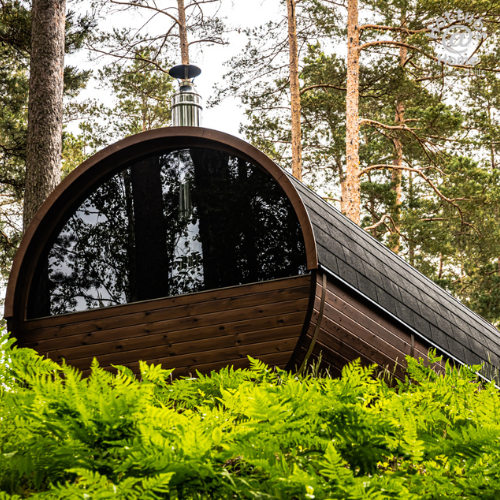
5;127;318;323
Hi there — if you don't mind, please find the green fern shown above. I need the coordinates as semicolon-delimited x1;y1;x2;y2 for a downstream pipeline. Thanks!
2;332;500;499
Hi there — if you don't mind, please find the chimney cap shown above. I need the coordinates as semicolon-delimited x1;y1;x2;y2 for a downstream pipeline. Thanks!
169;64;202;81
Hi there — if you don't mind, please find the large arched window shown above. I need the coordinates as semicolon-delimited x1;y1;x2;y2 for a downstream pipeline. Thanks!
27;147;308;318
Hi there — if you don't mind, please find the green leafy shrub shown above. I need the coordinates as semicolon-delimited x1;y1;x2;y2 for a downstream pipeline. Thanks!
1;333;500;499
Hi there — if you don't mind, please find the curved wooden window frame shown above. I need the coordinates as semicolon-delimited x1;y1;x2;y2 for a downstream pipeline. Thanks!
5;127;318;324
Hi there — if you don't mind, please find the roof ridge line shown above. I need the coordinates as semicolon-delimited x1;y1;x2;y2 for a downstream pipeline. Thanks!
286;172;500;336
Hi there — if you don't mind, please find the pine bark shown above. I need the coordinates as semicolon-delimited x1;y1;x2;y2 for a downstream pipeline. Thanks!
408;170;415;266
488;105;495;169
177;0;189;65
286;0;302;181
23;0;66;231
391;35;406;253
367;172;377;237
345;0;360;224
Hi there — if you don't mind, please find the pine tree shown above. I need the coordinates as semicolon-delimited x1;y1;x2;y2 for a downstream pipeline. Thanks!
223;0;500;324
0;0;94;284
64;50;174;171
89;0;226;71
23;0;66;231
286;0;303;180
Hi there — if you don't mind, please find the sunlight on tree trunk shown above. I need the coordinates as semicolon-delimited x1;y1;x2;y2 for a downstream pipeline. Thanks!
488;105;496;169
345;0;360;224
24;0;66;231
177;0;189;65
408;171;415;267
286;0;302;181
391;42;406;254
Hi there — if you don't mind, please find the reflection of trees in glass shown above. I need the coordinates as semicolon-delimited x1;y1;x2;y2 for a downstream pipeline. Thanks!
27;148;307;318
160;149;204;296
45;172;132;315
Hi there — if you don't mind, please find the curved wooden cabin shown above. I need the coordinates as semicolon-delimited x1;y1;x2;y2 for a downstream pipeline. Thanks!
5;128;500;380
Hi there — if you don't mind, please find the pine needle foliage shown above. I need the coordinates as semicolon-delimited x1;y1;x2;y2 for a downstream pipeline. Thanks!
1;333;500;499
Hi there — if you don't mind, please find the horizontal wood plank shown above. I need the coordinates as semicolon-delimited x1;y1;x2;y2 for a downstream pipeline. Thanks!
23;275;311;330
81;350;295;378
25;311;307;353
19;284;310;342
64;337;298;371
315;327;407;379
323;288;412;355
317;274;441;357
317;288;444;369
18;276;312;376
47;324;303;363
314;305;408;368
300;273;448;378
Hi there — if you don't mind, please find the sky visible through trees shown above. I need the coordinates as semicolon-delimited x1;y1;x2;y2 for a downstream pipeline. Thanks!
65;0;275;138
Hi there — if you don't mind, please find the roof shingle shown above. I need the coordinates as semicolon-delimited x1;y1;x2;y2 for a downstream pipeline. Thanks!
289;174;500;377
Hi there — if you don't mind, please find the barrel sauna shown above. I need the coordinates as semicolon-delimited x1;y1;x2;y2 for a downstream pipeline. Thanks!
5;128;500;381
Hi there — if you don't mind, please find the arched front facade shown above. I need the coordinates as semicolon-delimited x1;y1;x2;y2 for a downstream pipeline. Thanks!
8;126;478;380
5;128;321;376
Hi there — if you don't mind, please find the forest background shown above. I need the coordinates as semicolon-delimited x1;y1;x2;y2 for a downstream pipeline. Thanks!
1;0;500;327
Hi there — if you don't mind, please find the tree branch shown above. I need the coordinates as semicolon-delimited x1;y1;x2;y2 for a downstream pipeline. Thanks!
364;213;394;231
359;40;489;71
359;24;430;34
300;83;346;94
109;0;182;25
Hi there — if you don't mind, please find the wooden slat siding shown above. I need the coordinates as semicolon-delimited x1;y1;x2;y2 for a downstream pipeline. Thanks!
286;270;324;372
316;303;412;373
318;327;407;380
81;351;295;378
296;338;353;378
20;275;310;331
18;276;311;342
24;311;307;352
22;299;309;355
298;345;347;379
323;289;413;357
307;273;447;376
320;275;448;371
47;324;302;363
21;296;309;347
289;344;343;378
17;276;311;376
69;338;297;372
292;317;363;377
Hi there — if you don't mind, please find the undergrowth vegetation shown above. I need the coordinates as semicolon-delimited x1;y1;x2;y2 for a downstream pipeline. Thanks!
1;334;500;499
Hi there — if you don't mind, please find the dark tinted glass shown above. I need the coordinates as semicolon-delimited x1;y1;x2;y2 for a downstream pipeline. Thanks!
27;147;307;318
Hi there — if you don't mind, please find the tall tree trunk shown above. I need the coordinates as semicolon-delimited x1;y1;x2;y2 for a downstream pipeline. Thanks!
177;0;189;65
488;105;495;169
345;0;360;224
367;172;377;237
23;0;66;231
408;170;415;266
286;0;302;181
391;31;406;254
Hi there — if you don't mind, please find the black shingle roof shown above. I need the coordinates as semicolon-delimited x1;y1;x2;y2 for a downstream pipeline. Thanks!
288;174;500;379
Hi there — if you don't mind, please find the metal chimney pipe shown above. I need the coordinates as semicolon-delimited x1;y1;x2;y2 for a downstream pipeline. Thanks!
171;82;202;127
169;64;203;127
